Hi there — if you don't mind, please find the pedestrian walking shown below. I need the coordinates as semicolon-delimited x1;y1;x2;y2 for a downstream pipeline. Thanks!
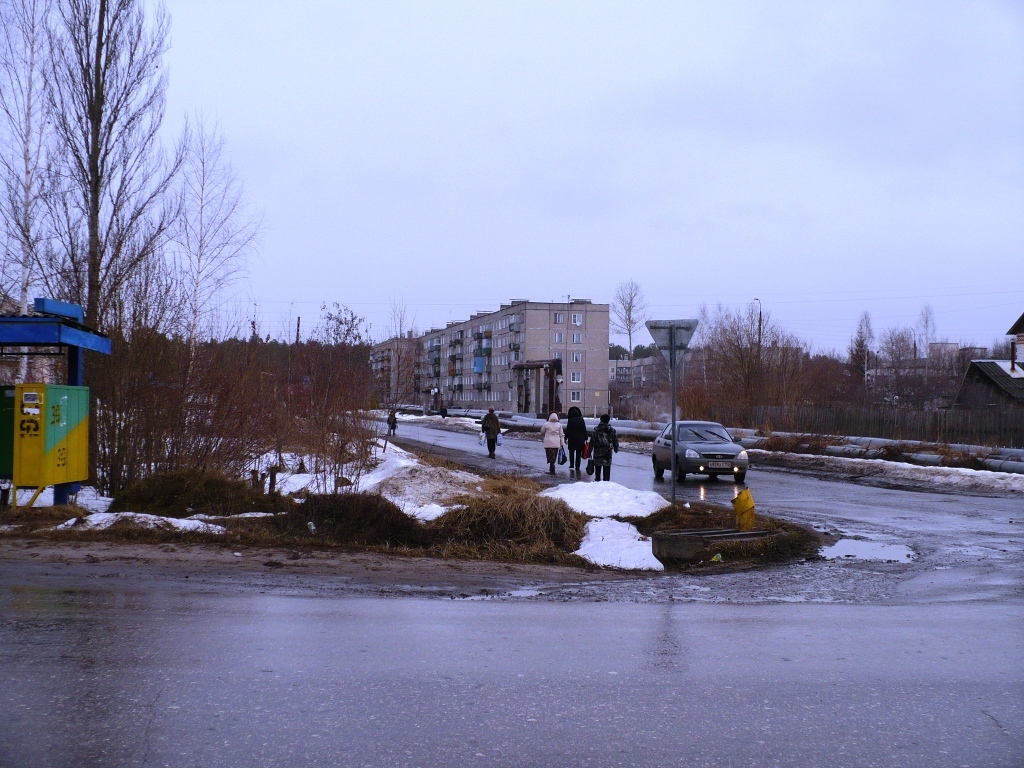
589;414;619;482
386;411;398;436
481;407;501;459
564;406;588;479
540;412;565;475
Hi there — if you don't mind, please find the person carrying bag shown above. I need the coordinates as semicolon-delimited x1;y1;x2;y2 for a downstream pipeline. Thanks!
539;412;566;476
588;414;619;482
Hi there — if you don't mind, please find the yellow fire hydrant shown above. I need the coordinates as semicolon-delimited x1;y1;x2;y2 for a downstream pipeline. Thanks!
732;488;756;532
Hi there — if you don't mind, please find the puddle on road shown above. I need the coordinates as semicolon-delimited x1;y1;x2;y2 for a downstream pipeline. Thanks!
820;539;915;563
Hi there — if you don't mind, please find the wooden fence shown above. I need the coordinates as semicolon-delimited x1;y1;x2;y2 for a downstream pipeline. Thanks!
703;406;1024;449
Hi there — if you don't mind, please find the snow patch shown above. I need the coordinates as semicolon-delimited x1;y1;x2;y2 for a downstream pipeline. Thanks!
821;539;914;562
540;481;670;519
754;450;1024;493
575;518;664;570
55;512;226;535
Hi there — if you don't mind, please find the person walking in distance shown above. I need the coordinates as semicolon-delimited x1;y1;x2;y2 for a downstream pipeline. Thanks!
386;411;398;436
481;407;501;459
564;406;588;479
540;412;566;475
589;414;619;482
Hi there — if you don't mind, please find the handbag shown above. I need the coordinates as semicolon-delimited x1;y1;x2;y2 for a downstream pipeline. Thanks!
478;433;485;445
496;433;503;446
556;445;568;465
585;458;595;476
582;442;590;459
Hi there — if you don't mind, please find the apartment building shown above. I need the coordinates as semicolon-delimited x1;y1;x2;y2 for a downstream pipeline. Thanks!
369;331;421;406
608;355;670;390
419;299;610;415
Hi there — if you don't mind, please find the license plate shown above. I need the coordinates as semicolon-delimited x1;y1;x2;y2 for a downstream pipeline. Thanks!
708;461;731;469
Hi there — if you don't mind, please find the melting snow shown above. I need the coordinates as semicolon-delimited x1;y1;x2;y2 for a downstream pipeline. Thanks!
821;539;914;562
575;518;664;570
56;512;226;535
540;481;670;518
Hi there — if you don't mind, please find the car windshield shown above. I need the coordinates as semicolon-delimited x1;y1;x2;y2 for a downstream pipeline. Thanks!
677;425;731;442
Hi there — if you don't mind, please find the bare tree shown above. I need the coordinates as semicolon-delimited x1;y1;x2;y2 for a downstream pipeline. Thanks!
610;280;647;360
44;0;181;329
0;0;52;380
175;116;259;346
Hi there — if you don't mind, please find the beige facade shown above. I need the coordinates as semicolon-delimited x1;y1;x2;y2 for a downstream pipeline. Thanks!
369;332;421;406
419;299;610;415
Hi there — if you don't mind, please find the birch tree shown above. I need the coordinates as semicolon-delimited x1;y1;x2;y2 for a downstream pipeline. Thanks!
611;280;647;360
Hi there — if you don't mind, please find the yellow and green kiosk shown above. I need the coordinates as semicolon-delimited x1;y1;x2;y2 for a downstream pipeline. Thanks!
0;299;111;507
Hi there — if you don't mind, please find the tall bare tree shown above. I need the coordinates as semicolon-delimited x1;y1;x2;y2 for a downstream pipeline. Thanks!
175;116;259;346
611;280;647;360
0;0;52;379
44;0;181;329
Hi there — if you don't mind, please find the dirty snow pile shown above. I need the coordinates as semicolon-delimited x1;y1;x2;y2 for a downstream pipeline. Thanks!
358;442;483;521
540;481;670;571
55;512;226;535
754;450;1024;493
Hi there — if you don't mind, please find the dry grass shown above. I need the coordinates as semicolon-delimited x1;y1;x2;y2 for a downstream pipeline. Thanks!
110;472;297;517
620;500;820;567
761;433;838;455
430;490;589;566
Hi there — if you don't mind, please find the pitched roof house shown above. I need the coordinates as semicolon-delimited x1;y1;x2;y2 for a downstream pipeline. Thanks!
953;311;1024;408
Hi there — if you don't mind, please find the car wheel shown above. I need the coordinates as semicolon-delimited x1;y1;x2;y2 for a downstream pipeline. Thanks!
653;456;664;479
676;467;686;482
735;472;746;483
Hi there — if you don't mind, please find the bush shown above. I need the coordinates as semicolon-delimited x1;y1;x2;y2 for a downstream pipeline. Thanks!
284;492;431;547
110;472;296;517
430;493;588;564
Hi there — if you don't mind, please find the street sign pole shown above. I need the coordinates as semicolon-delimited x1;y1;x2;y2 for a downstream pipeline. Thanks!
645;319;699;509
669;326;677;505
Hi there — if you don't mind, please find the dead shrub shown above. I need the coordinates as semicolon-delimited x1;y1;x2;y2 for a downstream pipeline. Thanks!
430;493;588;565
277;493;431;547
110;472;296;518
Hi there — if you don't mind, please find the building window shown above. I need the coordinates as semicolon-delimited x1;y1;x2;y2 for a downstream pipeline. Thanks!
570;390;582;402
571;332;582;344
571;313;582;325
570;371;582;383
554;351;563;360
554;331;564;344
554;313;564;324
571;351;583;363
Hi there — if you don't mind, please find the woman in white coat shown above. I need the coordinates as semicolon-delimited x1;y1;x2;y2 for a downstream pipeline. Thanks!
539;412;565;475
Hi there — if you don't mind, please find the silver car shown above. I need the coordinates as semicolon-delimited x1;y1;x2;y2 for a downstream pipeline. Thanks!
651;420;749;483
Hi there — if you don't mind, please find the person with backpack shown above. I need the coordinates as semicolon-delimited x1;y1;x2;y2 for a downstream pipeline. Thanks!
589;413;619;482
564;406;588;479
386;411;398;436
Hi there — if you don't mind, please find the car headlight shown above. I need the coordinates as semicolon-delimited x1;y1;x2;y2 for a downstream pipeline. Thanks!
737;450;748;461
684;448;700;459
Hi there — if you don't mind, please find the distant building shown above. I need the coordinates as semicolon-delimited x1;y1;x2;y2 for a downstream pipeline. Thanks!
418;299;610;415
370;331;421;406
607;355;669;389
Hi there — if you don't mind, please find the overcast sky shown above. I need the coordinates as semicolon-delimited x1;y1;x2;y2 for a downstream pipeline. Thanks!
163;1;1023;352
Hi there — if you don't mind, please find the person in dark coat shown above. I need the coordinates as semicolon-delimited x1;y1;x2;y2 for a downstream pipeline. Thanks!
386;411;398;436
564;406;589;479
588;414;619;482
481;407;500;458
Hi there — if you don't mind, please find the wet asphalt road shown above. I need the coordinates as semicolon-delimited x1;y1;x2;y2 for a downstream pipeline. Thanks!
1;421;1022;767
